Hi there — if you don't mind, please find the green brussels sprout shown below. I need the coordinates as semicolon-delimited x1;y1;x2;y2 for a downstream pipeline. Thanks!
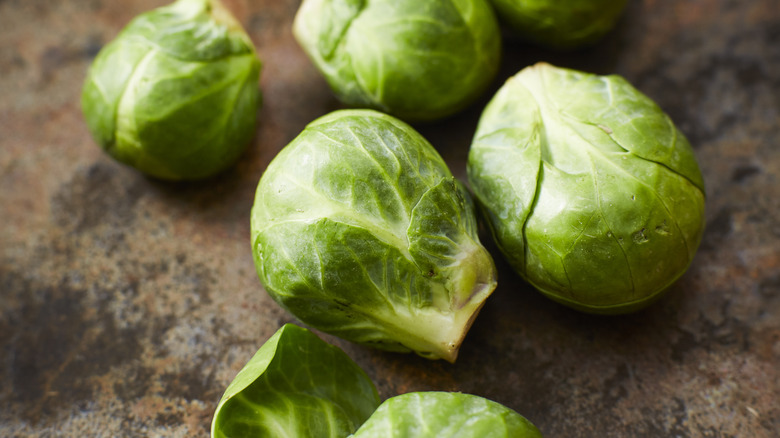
250;109;497;362
467;63;706;314
350;392;543;438
293;0;502;122
489;0;628;50
211;324;380;438
81;0;261;180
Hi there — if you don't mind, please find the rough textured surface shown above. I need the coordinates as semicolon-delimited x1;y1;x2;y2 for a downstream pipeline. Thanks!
1;0;778;437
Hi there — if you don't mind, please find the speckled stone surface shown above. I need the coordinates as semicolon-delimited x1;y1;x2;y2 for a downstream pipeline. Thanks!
1;0;778;436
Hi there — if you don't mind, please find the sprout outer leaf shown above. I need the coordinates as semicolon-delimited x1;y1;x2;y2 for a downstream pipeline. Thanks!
211;324;380;438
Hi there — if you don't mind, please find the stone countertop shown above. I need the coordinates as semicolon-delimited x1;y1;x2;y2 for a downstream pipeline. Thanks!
1;0;778;436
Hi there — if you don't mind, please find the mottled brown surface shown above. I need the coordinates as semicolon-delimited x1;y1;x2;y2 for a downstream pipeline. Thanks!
1;0;778;436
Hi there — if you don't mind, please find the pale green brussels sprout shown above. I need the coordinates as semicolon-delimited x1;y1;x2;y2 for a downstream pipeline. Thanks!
490;0;628;50
293;0;502;122
211;324;380;438
351;392;544;438
467;63;706;314
250;109;497;362
211;324;544;437
81;0;261;180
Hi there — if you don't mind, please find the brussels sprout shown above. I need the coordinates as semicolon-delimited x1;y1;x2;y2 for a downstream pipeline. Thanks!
489;0;628;50
350;392;543;438
211;324;380;438
293;0;502;122
250;109;497;362
81;0;261;180
467;63;706;314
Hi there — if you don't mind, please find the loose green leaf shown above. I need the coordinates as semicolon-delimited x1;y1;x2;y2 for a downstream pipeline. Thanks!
293;0;501;122
350;392;544;438
251;109;497;362
81;0;261;180
211;324;380;438
467;63;706;314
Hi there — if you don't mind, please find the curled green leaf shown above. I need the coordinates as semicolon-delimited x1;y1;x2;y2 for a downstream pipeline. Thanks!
211;324;380;438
